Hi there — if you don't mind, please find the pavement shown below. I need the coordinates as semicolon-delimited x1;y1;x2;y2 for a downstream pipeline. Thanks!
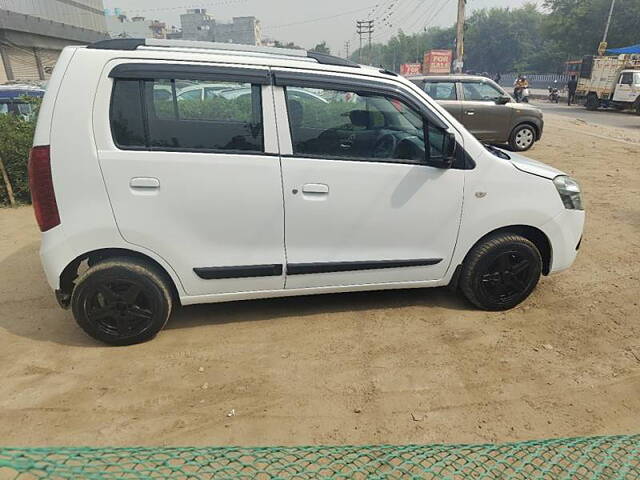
531;101;640;131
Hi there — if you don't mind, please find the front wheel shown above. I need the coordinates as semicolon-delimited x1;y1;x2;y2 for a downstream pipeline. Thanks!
460;233;542;311
508;124;536;151
71;258;173;345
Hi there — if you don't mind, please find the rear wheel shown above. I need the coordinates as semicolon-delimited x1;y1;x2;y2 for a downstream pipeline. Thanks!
71;258;172;345
586;93;600;111
508;124;536;152
460;233;542;311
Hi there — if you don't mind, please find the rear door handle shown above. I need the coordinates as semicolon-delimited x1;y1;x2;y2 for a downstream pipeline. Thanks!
465;110;476;116
302;183;329;194
130;177;160;189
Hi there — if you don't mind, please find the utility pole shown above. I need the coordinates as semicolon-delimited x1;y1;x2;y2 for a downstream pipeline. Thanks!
599;0;616;54
344;40;350;60
356;20;374;65
454;0;466;73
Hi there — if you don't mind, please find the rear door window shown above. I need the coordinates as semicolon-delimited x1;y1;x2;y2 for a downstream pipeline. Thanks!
424;82;457;100
111;77;264;153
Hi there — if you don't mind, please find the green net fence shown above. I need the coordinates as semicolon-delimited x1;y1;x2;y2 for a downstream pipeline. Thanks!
1;435;639;479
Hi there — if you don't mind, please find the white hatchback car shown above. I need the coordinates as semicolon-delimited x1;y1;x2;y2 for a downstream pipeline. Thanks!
29;39;585;345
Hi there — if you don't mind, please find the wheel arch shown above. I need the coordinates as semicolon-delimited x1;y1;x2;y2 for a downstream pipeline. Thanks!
58;248;182;308
450;224;552;290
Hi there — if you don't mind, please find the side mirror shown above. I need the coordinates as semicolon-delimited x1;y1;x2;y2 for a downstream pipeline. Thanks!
427;131;456;169
496;96;511;105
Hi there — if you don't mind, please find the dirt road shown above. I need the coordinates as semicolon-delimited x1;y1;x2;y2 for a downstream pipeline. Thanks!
1;114;639;447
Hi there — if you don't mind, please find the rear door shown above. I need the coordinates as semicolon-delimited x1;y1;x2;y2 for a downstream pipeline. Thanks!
423;81;462;121
459;80;511;142
94;61;285;297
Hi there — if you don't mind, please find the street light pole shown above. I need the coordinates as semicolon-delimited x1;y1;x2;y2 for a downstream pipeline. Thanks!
602;0;616;44
454;0;466;73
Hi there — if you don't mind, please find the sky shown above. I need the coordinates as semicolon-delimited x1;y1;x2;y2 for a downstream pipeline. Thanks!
103;0;539;55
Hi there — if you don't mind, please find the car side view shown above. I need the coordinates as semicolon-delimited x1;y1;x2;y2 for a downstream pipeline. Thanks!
408;75;544;151
30;39;584;345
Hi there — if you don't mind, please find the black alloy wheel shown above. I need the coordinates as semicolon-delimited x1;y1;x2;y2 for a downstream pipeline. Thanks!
71;258;172;345
84;280;155;339
478;250;535;307
460;233;542;311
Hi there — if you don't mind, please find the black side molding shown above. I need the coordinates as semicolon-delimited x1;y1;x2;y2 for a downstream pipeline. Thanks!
287;259;442;275
307;51;361;68
194;264;283;280
88;38;145;50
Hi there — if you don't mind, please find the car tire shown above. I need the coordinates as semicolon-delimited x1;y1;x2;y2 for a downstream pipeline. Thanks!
71;257;173;346
460;233;542;311
508;124;536;152
586;93;599;111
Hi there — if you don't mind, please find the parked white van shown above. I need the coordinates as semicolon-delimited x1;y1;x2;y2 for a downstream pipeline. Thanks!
29;39;585;345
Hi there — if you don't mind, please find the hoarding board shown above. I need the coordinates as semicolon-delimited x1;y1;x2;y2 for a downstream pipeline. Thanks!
400;63;423;76
424;50;453;74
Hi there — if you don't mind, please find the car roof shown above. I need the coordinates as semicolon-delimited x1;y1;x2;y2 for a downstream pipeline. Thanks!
81;38;399;83
408;75;494;83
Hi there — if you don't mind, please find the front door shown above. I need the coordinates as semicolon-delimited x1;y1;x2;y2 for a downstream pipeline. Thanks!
275;82;464;290
612;71;640;103
95;63;285;296
459;80;511;142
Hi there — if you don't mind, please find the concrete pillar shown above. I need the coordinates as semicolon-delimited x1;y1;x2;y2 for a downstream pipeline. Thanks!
33;48;45;80
0;46;14;82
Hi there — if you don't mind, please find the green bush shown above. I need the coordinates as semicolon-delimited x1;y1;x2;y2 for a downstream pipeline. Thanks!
0;112;36;206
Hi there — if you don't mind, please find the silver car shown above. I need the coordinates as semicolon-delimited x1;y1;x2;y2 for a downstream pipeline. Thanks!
409;75;543;151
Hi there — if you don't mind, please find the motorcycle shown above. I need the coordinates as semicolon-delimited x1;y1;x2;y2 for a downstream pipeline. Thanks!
548;85;560;103
514;87;530;103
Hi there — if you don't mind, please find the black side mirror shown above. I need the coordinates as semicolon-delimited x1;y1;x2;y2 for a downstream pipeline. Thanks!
496;96;511;105
426;130;456;169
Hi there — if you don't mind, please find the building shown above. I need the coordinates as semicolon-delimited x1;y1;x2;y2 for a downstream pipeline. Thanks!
0;0;108;83
106;11;167;40
180;9;261;45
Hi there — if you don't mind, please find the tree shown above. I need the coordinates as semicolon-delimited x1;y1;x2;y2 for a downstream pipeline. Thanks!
272;40;303;50
543;0;640;58
311;41;331;54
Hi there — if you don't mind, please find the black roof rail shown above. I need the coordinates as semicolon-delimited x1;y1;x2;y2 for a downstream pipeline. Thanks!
87;38;146;50
307;51;361;68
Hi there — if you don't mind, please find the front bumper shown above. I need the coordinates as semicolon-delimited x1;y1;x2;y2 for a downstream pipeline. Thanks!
541;209;585;274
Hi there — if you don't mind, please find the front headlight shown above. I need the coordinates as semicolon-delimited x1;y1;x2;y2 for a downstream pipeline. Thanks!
553;175;583;210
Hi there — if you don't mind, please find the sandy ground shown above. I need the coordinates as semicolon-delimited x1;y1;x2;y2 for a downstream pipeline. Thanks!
1;113;639;447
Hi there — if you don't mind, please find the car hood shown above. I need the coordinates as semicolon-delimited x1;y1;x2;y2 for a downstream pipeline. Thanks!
506;150;565;180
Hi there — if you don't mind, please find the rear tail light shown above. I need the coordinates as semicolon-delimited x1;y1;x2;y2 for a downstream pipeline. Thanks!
28;145;60;232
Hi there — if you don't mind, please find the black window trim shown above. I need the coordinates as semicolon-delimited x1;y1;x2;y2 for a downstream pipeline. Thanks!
109;63;272;85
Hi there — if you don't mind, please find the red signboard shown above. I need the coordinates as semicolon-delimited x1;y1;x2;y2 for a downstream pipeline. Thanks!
400;63;423;76
423;50;453;74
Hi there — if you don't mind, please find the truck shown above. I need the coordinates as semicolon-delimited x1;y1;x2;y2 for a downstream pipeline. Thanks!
576;54;640;113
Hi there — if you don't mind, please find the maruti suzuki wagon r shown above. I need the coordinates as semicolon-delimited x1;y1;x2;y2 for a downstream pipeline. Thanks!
29;39;585;345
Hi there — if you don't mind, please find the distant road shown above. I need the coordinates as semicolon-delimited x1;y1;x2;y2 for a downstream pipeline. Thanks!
532;101;639;131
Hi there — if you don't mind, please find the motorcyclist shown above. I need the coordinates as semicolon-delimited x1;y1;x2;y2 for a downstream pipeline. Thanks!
513;75;529;102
